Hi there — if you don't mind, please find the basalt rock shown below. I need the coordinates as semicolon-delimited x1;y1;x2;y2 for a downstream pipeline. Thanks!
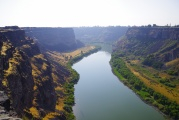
24;27;84;52
0;26;63;119
126;27;179;40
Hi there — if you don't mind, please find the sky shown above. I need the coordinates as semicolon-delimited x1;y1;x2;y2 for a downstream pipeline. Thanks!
0;0;179;27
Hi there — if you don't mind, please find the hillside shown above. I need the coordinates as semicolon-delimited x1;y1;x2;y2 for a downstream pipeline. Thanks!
74;26;128;43
111;26;179;119
0;26;80;119
24;27;84;52
114;27;179;71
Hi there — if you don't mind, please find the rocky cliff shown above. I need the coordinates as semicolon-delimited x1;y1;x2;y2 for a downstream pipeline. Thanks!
0;28;35;115
24;27;84;52
115;27;179;62
0;26;75;119
126;27;179;40
74;26;128;43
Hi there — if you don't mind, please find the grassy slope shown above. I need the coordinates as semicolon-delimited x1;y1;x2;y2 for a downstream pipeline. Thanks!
110;55;179;119
125;60;179;103
111;33;179;119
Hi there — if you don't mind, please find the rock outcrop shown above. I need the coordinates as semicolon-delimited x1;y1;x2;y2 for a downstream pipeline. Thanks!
114;26;179;71
24;27;84;52
0;26;72;119
126;27;179;40
0;27;35;115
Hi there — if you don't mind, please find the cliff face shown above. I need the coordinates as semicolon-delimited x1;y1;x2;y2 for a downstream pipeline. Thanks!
74;26;128;43
126;27;179;40
114;26;179;78
24;27;84;52
0;27;71;119
0;29;35;115
115;27;179;62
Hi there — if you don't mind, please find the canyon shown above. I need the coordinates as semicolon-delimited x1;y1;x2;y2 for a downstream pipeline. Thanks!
0;26;179;119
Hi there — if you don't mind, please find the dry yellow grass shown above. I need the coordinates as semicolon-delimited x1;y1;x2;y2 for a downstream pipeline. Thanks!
2;79;8;87
29;107;40;118
126;62;179;104
159;72;170;80
1;42;11;55
46;45;96;65
43;112;60;120
165;58;179;67
34;54;47;61
31;63;41;77
64;45;95;58
42;62;48;71
131;60;140;64
55;86;63;91
4;49;23;77
56;98;65;111
52;73;59;84
5;62;14;75
33;85;38;91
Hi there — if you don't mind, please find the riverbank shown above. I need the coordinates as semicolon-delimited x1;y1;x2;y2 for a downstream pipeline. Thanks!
43;46;101;119
63;46;101;119
72;51;164;120
110;53;179;120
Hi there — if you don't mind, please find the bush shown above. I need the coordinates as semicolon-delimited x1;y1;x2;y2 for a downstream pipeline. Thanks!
159;80;176;88
63;105;72;113
111;53;179;119
167;70;178;76
142;55;163;69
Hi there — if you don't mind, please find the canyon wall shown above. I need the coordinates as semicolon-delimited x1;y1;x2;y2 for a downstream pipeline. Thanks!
74;26;128;43
24;27;84;52
0;27;72;119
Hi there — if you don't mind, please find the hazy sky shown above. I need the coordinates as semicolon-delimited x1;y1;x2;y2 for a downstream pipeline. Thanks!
0;0;179;27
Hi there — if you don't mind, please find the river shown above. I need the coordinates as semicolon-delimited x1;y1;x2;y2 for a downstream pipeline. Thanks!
72;49;164;120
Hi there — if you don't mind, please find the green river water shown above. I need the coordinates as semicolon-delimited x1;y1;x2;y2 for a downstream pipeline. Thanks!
72;48;164;120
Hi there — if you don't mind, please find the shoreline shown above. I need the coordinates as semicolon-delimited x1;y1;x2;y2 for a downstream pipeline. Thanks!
109;56;177;120
110;66;169;120
64;46;101;119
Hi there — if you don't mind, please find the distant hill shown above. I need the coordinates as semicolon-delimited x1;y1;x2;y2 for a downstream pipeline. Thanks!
24;27;84;52
74;26;128;43
111;26;179;119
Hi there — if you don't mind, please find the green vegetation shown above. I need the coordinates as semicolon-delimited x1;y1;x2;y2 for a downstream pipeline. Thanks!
142;54;164;69
63;83;76;119
110;53;179;119
63;46;101;120
167;69;178;76
62;66;79;120
159;79;176;88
